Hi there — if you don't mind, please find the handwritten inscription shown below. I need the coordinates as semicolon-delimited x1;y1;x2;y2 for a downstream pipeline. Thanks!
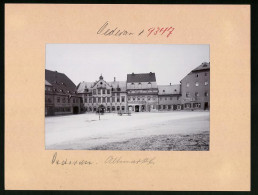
105;155;156;165
51;152;156;166
51;152;93;166
97;21;175;38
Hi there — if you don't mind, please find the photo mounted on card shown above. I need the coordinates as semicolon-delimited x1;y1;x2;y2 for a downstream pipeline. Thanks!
5;4;250;191
45;44;210;151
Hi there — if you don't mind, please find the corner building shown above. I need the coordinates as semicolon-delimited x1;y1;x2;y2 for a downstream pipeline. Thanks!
180;62;210;110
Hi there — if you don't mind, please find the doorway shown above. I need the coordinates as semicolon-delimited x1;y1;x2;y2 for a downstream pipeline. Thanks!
135;105;139;112
204;102;209;110
73;106;79;114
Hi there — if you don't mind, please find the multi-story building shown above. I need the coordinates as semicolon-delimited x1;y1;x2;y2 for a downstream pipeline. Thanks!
126;72;159;112
158;84;182;111
45;69;82;116
74;62;210;113
180;62;210;110
77;75;127;112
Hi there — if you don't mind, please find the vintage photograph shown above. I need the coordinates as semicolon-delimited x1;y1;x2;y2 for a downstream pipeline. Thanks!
45;44;210;151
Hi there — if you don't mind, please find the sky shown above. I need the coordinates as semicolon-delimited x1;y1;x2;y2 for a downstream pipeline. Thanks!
46;44;209;85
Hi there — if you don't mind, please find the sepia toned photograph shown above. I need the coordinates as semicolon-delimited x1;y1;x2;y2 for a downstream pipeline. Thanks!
45;44;210;151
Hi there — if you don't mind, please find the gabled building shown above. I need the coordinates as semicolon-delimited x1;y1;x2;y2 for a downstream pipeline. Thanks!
126;72;159;112
158;84;182;110
180;62;210;110
77;75;127;112
45;69;82;116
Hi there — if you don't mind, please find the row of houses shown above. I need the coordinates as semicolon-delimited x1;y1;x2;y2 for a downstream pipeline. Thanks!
45;62;210;116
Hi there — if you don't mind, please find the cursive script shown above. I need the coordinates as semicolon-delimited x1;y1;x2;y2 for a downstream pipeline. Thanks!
51;152;94;166
104;155;156;165
97;21;134;36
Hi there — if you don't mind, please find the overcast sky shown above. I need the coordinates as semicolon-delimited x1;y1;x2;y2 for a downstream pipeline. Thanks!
46;44;209;85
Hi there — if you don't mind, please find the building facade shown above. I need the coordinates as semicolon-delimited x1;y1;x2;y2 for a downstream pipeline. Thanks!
158;84;182;111
63;61;211;114
77;75;127;112
180;62;210;110
126;72;159;112
45;70;82;116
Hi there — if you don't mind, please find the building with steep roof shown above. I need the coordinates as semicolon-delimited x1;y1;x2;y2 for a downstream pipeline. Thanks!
75;62;210;113
180;62;210;110
45;70;82;116
126;72;159;112
77;76;127;112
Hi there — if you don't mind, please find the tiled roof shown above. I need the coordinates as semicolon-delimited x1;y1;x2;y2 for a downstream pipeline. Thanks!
158;84;181;95
77;81;127;93
192;62;210;72
45;69;77;94
127;72;156;83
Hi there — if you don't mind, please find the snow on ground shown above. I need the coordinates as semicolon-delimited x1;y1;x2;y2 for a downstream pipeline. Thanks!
45;111;210;150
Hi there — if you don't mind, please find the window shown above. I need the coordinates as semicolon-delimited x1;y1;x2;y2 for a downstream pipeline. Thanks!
122;106;125;111
128;97;131;101
138;97;140;100
193;103;201;108
93;97;96;103
98;97;101;103
195;82;199;86
185;103;191;108
107;89;110;94
102;97;106;103
57;97;60;103
196;74;199;77
73;99;75;103
107;97;110;102
177;96;180;100
117;106;120;111
205;92;209;97
62;97;66;103
93;89;96;95
205;81;208;85
163;90;165;92
85;98;87;103
89;97;92;103
158;105;161;109
103;89;106;94
186;92;190;98
163;105;166;109
186;83;189;87
168;105;171;109
122;96;125;102
195;92;199;97
133;97;135;100
98;89;101;94
112;97;115;102
117;97;120;102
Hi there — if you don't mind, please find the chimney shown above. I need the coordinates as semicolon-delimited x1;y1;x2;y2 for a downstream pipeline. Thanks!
170;83;171;85
114;77;116;82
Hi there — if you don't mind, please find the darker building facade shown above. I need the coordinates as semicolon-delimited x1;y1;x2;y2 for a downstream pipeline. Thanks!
45;69;82;116
180;62;210;110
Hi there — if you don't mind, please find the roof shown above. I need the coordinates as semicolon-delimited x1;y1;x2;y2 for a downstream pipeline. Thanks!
77;80;127;93
180;62;210;82
108;81;127;91
127;72;156;83
45;69;77;94
45;80;52;86
158;84;181;95
192;62;210;72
